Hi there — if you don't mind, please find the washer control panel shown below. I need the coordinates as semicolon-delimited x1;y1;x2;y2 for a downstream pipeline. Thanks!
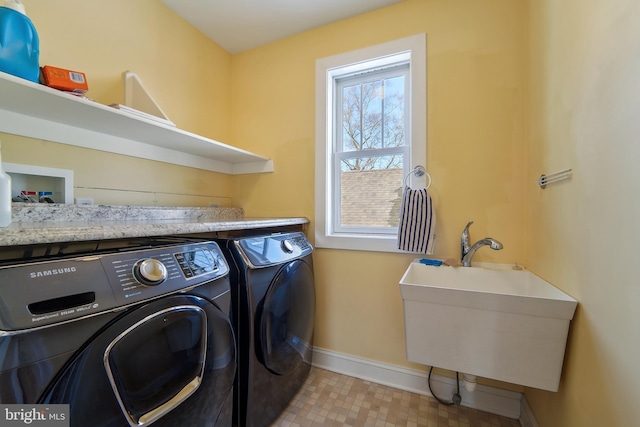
0;241;229;331
102;242;228;306
235;232;313;269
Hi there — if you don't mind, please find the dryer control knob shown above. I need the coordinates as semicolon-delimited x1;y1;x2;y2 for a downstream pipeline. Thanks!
281;240;294;254
133;258;168;286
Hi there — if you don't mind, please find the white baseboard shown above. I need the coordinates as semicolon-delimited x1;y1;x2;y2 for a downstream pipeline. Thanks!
519;396;539;427
312;347;523;420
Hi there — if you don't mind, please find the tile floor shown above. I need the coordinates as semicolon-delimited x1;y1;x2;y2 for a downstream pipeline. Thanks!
271;368;521;427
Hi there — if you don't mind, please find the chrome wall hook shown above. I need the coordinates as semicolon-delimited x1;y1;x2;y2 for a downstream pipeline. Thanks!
538;168;572;189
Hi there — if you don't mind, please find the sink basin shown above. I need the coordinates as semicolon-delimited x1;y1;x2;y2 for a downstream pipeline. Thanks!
399;261;577;392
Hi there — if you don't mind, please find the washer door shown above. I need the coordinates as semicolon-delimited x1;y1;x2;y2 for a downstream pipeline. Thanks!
40;294;235;427
257;259;315;375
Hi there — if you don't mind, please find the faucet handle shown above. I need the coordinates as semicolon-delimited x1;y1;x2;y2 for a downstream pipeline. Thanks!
461;220;474;256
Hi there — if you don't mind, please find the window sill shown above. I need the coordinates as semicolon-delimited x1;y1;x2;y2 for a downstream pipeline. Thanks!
314;232;404;253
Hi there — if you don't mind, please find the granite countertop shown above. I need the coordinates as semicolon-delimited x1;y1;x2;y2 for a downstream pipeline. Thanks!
0;204;309;246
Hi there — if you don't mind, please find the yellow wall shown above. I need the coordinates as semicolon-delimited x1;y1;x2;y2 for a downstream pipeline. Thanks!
2;0;233;206
526;0;640;425
231;0;528;383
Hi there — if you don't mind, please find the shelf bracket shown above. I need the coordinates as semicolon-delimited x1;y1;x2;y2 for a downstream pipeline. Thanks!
122;71;171;121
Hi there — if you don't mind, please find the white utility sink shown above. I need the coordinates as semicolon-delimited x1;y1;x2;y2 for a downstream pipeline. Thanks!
399;261;577;392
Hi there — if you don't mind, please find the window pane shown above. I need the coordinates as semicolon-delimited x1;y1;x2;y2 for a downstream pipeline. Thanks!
342;84;362;151
341;75;406;153
340;154;402;171
383;76;405;148
340;157;403;228
363;80;382;149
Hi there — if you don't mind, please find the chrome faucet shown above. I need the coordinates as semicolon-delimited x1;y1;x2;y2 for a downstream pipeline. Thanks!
461;221;503;267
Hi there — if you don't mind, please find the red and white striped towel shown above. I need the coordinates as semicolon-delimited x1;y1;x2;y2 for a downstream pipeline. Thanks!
397;186;436;254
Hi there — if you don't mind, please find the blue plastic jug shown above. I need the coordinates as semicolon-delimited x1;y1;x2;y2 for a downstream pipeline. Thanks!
0;5;39;82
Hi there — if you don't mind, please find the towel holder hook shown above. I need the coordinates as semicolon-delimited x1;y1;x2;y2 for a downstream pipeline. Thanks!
538;168;572;189
404;165;432;189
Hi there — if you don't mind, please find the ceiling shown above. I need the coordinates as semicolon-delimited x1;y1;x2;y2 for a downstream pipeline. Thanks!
160;0;405;54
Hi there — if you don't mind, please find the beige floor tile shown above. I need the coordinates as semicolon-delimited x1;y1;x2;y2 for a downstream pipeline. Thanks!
270;368;520;427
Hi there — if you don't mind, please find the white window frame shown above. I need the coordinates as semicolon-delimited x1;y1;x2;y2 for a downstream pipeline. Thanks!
315;34;427;252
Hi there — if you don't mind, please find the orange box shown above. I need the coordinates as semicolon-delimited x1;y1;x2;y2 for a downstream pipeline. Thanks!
40;65;88;93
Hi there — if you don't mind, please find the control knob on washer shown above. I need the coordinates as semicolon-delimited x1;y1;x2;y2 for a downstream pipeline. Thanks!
281;239;294;254
133;258;168;286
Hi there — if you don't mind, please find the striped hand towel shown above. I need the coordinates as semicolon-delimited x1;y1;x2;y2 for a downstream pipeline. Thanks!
397;186;436;254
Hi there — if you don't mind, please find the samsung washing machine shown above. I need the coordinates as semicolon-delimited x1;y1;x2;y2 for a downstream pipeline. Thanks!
216;232;315;427
0;237;236;427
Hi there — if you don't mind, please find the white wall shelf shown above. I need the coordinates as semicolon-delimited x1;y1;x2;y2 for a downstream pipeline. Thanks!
0;71;273;174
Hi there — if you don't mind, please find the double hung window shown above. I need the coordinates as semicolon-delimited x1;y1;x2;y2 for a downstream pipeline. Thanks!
315;34;426;252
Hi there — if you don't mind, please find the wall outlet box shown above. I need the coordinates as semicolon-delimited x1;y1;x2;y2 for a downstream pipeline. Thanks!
2;162;74;204
75;198;93;205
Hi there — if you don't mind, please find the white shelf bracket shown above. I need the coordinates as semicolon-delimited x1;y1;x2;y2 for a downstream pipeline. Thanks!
123;71;171;121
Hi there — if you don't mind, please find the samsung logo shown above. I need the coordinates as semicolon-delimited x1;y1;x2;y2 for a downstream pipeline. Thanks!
30;267;77;279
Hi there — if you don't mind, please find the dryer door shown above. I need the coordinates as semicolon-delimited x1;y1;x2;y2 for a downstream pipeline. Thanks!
257;259;315;375
40;294;235;427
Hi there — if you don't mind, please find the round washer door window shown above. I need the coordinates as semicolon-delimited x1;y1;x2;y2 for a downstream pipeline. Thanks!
40;294;235;427
104;305;207;426
257;259;315;375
